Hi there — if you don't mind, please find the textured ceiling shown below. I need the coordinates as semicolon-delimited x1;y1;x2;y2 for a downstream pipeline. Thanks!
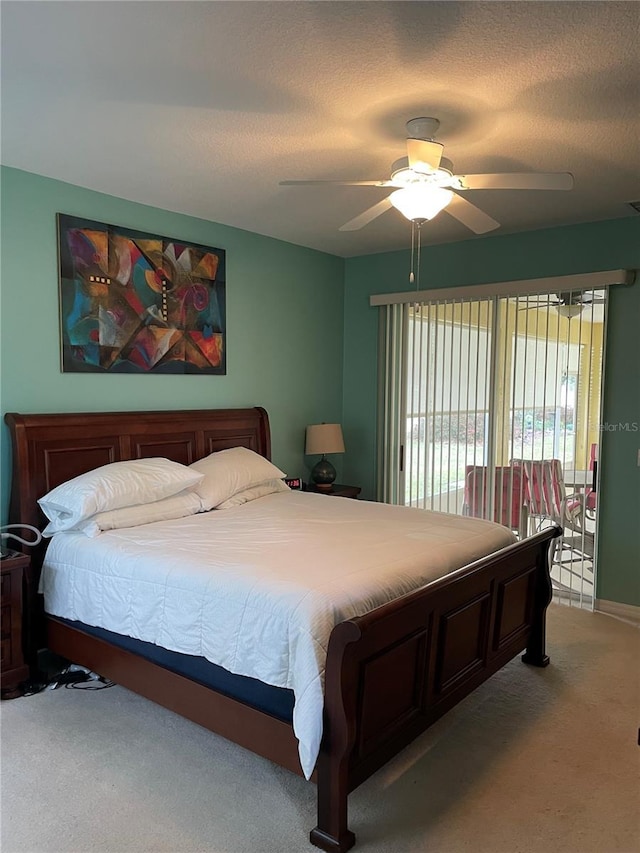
2;1;639;257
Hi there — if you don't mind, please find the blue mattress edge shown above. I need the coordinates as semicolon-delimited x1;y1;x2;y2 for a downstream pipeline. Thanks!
52;616;295;724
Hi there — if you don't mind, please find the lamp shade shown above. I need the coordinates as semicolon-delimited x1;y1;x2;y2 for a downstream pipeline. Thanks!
389;186;453;222
305;423;345;455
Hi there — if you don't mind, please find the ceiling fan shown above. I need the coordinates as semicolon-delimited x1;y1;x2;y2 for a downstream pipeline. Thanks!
280;118;574;235
519;290;606;317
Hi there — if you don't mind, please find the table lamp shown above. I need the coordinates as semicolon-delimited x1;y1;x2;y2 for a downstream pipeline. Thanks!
305;423;345;490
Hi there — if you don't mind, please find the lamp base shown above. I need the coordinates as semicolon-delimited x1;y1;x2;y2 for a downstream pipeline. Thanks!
311;456;336;488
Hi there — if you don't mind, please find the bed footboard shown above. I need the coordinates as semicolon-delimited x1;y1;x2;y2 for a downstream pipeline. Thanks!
311;526;559;852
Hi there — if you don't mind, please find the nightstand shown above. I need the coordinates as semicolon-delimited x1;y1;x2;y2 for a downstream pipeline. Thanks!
1;550;30;699
305;483;361;499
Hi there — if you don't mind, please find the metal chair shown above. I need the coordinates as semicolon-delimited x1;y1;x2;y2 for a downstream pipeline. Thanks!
584;442;597;516
462;465;529;539
511;458;594;560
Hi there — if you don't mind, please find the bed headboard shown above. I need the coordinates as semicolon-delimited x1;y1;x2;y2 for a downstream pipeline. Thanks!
5;407;271;553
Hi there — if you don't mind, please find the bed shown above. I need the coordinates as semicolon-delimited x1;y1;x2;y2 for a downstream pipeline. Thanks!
6;407;560;852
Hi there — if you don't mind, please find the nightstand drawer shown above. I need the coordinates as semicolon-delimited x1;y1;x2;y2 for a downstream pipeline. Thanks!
1;555;30;697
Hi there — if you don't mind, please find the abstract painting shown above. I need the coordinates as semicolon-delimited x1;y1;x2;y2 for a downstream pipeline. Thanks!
57;214;226;374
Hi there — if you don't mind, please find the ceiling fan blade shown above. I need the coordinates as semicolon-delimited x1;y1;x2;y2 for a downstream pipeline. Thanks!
518;300;560;310
578;291;606;304
445;194;500;234
518;305;550;311
455;172;574;191
280;179;393;187
339;197;394;231
518;294;560;303
407;138;443;174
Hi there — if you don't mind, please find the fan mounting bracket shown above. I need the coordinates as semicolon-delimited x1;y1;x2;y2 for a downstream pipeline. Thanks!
406;117;440;140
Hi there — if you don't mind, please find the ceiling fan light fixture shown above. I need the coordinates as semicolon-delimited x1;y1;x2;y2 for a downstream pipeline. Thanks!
556;303;584;319
282;115;572;235
389;186;453;223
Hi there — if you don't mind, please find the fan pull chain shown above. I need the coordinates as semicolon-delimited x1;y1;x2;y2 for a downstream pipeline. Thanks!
416;222;421;293
409;220;416;284
410;220;422;313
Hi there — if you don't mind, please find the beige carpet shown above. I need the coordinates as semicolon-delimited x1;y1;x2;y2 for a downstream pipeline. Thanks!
2;604;639;853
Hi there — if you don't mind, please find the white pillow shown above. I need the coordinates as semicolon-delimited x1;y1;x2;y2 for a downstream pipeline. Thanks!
39;458;204;535
190;447;286;510
78;491;203;537
216;478;290;509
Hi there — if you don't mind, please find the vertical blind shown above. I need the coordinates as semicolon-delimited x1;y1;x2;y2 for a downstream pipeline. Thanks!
376;280;612;610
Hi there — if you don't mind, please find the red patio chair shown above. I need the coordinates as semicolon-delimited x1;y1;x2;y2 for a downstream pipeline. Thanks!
511;458;593;560
462;465;528;539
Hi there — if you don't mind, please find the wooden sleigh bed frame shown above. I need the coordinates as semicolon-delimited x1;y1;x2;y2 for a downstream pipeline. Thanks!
6;407;560;852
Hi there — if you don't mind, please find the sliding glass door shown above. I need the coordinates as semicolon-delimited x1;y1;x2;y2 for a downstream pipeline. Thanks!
378;288;607;609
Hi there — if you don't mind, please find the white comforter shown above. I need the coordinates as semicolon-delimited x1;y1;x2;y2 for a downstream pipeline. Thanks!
41;491;516;778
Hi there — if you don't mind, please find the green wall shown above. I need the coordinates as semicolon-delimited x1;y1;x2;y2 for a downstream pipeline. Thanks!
0;167;345;513
342;218;640;607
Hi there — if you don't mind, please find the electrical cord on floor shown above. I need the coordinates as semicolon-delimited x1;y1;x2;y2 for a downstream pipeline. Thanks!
49;669;90;689
21;680;50;697
64;676;115;690
20;663;115;696
53;666;115;690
